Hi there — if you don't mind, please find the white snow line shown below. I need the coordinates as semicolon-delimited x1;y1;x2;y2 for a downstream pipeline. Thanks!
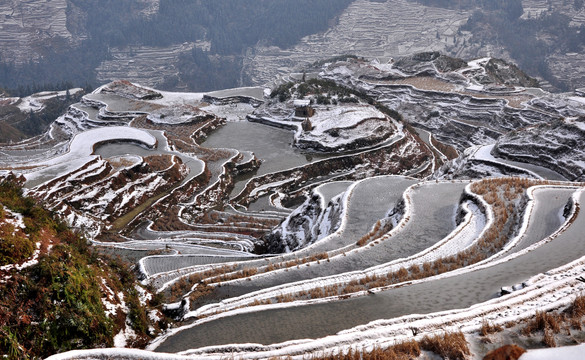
471;144;542;179
174;255;585;360
229;119;406;202
185;181;577;323
184;181;474;319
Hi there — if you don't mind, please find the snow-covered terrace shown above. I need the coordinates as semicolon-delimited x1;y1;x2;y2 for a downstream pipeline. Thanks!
22;126;157;188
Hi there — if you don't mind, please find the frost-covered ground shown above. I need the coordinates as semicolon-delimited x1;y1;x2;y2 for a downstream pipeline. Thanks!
294;105;393;151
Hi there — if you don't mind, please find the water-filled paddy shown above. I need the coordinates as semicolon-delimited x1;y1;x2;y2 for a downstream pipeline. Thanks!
156;190;585;352
201;122;329;196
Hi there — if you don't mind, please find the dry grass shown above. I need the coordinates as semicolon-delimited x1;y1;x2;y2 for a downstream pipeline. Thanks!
522;310;562;335
356;220;386;247
420;331;470;360
480;319;504;337
565;294;585;319
483;345;525;360
167;264;237;302
268;177;562;306
518;295;585;347
189;282;213;302
307;339;420;360
169;178;582;315
430;134;458;160
566;295;585;330
542;328;557;347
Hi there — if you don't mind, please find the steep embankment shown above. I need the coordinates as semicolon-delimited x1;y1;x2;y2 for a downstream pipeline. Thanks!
0;176;165;359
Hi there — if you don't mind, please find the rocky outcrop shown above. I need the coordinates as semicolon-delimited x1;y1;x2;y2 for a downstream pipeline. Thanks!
480;58;539;88
100;80;163;100
265;190;345;253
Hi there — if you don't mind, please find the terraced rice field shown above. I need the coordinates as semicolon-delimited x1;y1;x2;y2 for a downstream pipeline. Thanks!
153;184;585;356
8;58;585;359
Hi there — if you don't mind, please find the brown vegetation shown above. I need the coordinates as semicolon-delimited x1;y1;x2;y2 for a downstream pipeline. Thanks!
340;177;540;296
233;133;432;207
254;177;555;307
430;134;459;160
522;310;562;336
0;180;161;359
166;178;583;321
420;331;470;360
388;77;457;92
482;345;525;360
356;220;387;247
542;328;557;347
480;319;504;337
167;264;237;302
306;339;420;360
565;294;585;323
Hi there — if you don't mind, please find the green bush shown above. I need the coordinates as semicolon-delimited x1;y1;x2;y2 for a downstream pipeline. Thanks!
0;179;150;359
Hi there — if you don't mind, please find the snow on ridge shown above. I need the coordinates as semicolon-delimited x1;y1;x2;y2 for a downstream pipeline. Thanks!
46;247;585;360
45;348;194;360
173;251;585;360
49;251;585;360
472;144;542;179
304;105;385;135
183;181;478;320
150;176;374;293
22;126;156;186
14;88;83;113
520;344;585;360
29;126;155;168
277;180;355;253
2;206;26;230
0;242;41;273
229;119;406;204
163;182;580;350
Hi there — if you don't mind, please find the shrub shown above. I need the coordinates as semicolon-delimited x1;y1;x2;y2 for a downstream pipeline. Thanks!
420;331;470;360
0;223;35;266
309;340;419;360
480;319;503;336
523;310;561;335
0;179;152;359
566;294;585;318
128;289;149;335
482;345;525;360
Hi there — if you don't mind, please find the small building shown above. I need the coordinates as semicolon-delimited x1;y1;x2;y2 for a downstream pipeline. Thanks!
293;99;315;118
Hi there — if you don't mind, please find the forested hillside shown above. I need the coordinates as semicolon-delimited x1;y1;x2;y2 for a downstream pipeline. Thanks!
0;0;352;95
3;0;585;98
